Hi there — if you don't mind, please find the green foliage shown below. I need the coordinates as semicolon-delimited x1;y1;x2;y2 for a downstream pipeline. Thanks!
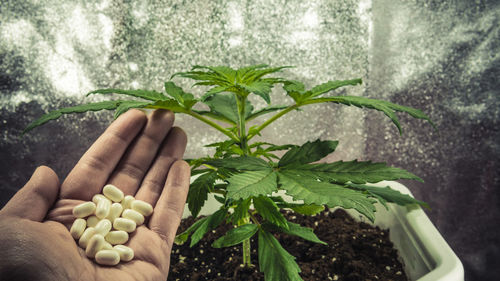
322;96;436;134
278;139;338;167
25;64;435;280
285;160;423;184
189;208;227;247
262;221;326;245
212;224;259;248
22;100;149;135
347;183;429;209
258;229;302;281
226;170;278;200
253;196;289;230
187;171;217;218
87;88;168;101
277;172;377;222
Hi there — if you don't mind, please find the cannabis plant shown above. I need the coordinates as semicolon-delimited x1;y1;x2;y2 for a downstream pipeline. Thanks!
25;64;432;281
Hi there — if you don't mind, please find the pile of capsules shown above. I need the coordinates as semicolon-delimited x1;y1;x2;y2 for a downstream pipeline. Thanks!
70;184;153;266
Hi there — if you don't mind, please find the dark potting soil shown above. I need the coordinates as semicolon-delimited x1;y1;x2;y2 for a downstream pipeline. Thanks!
168;208;408;281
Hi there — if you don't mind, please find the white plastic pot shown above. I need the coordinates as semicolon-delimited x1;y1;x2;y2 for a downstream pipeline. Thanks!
182;180;464;281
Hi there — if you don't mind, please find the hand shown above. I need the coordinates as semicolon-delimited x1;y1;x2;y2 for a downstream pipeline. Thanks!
0;109;190;281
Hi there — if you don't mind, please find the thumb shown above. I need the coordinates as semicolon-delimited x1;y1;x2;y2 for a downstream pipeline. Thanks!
1;166;60;221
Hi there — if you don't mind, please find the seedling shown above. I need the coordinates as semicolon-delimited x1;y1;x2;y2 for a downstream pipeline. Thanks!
25;64;433;281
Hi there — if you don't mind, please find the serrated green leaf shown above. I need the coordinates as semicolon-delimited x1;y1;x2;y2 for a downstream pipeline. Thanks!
290;204;325;215
254;196;289;230
172;71;229;86
231;198;252;224
23;100;123;135
204;156;270;171
193;65;236;83
241;66;292;83
204;140;239;158
187;171;217;218
87;88;167;101
201;85;232;101
272;198;325;215
202;93;253;124
321;96;435;134
113;100;151;119
258;229;302;281
235;64;268;81
286;222;326;245
214;195;226;204
348;183;429;209
279;139;339;167
288;160;423;184
239;80;272;104
212;224;258;248
190;168;211;176
190;208;227;247
246;105;288;121
283;80;305;91
150;99;187;113
164;82;197;109
174;217;208;245
277;171;376;222
262;221;326;245
308;79;362;98
164;81;185;102
227;170;278;200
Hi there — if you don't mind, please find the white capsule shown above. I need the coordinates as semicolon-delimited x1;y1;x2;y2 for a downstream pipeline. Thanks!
113;218;136;233
92;194;107;204
95;219;112;236
106;203;123;222
86;234;105;258
105;230;129;245
72;202;96;218
95;197;111;219
113;245;134;262
103;184;124;203
70;218;86;240
79;227;97;248
102;241;114;250
121;195;135;210
122;209;145;225
131;200;153;217
95;250;120;266
87;215;100;228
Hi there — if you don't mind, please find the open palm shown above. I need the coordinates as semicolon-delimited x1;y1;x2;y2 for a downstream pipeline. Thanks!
0;109;189;281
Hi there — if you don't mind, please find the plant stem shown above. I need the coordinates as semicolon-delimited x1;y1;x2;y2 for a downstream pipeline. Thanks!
235;92;253;267
242;238;252;266
247;104;299;141
235;95;249;153
247;98;337;141
240;217;252;267
187;111;240;142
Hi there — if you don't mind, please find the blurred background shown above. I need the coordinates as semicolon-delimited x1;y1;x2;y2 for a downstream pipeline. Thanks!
0;0;498;280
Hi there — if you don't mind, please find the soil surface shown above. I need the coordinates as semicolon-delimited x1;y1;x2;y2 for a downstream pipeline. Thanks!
168;208;408;281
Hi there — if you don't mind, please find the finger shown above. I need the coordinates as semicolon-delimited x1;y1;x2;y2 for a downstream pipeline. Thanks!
0;166;59;221
107;110;175;196
148;160;190;246
60;109;147;200
134;127;187;206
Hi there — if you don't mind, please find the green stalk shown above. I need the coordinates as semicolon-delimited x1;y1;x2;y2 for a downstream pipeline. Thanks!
241;217;252;267
235;94;249;154
235;92;253;267
146;104;238;141
247;104;299;141
188;111;240;142
247;98;335;141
